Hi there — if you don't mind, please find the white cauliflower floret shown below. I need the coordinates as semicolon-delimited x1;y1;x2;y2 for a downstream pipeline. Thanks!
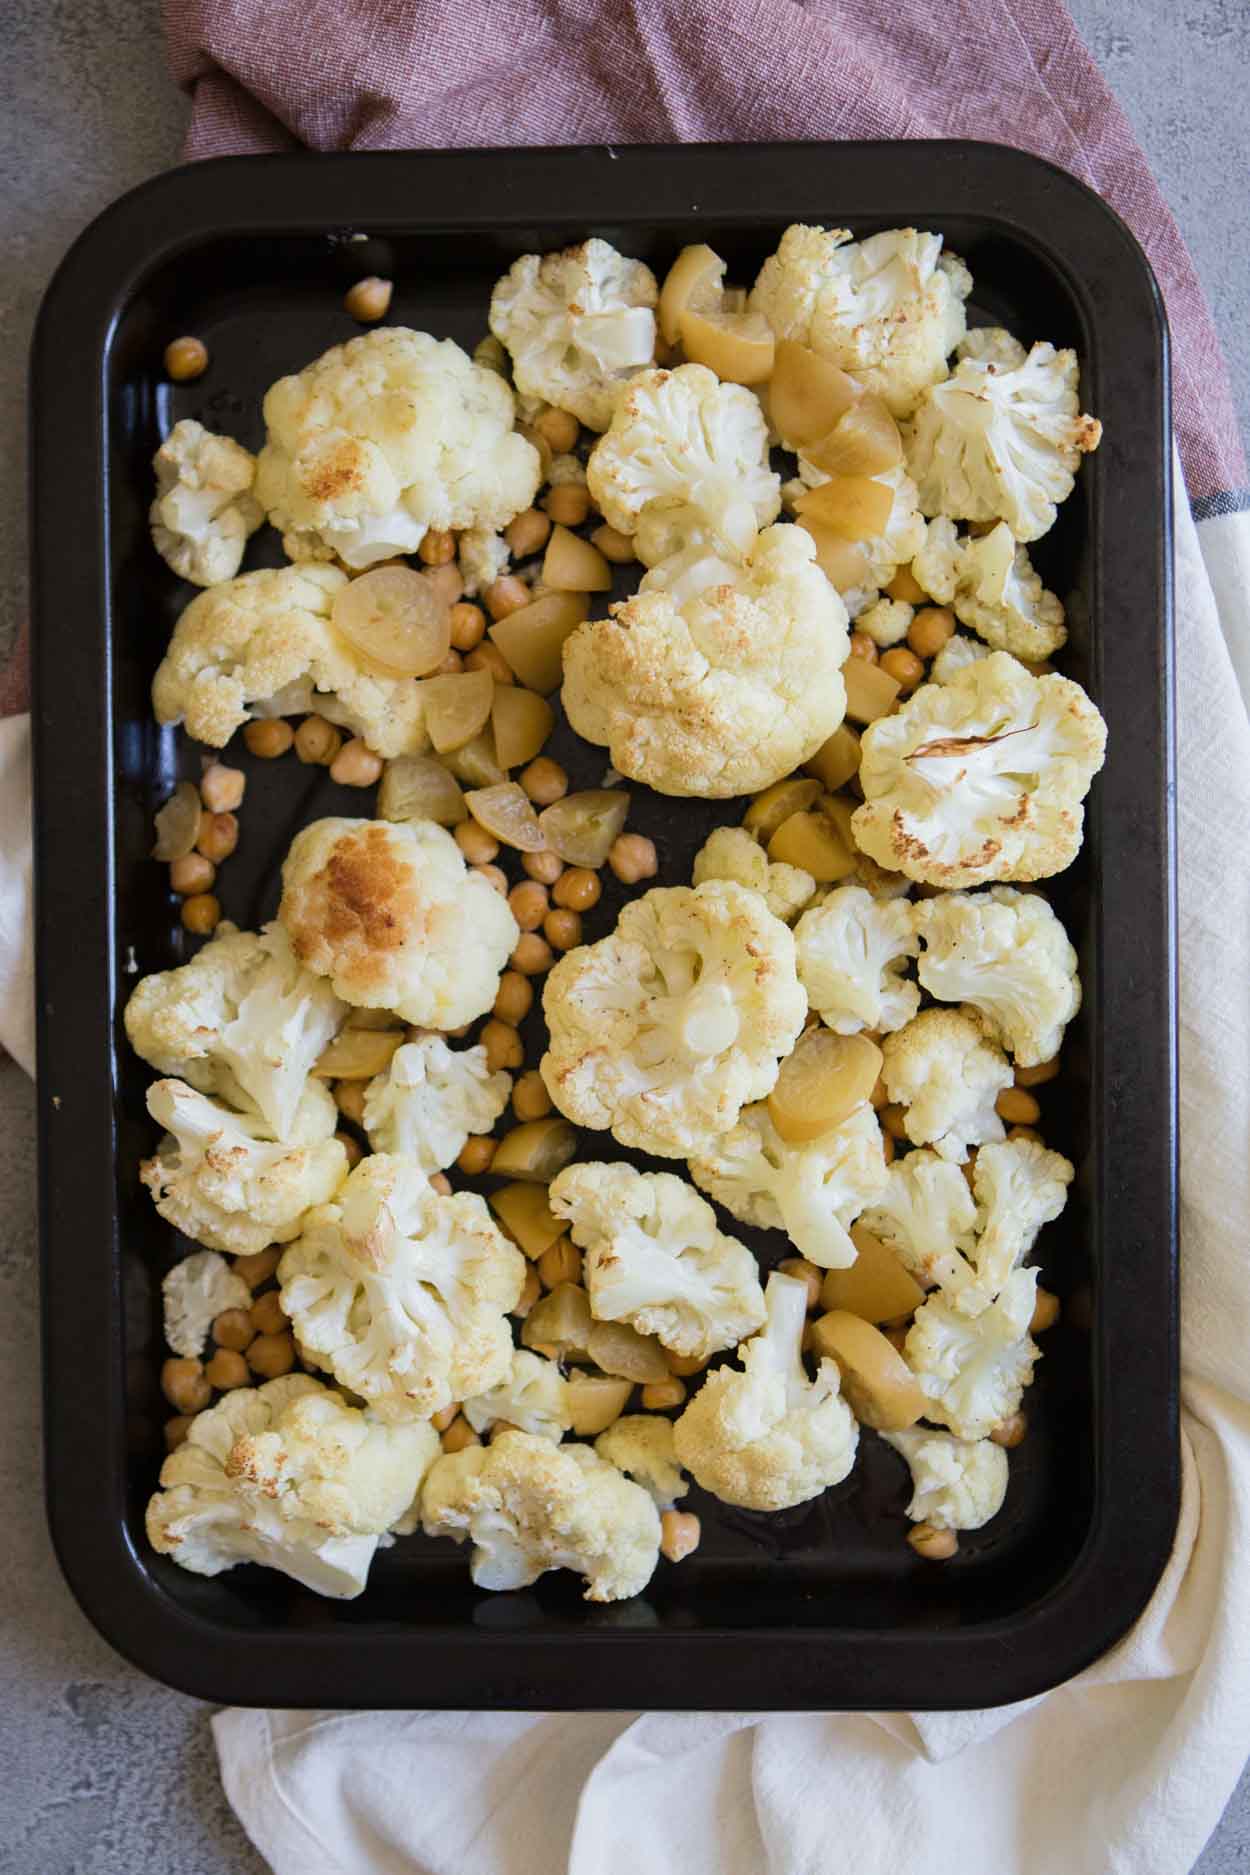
150;420;263;587
124;922;346;1141
278;1154;524;1421
750;225;970;416
462;1350;572;1443
595;1416;688;1507
674;1272;858;1509
362;1036;511;1173
904;1266;1040;1438
859;1148;982;1299
855;597;913;647
882;1426;1008;1530
278;817;519;1028
586;364;779;562
955;327;1027;371
140;1079;347;1256
910;516;963;604
254;327;541;566
910;518;1065;659
457;527;510;596
161;1250;252;1358
906;341;1102;541
794;886;919;1035
146;1375;438;1597
421;1429;661;1602
562;523;849;798
914;885;1080;1065
151;563;429;756
549;1162;765;1359
489;238;657;431
881;1008;1011;1163
692;825;815;923
931;634;991;684
971;1137;1074;1301
851;652;1108;887
793;459;927;616
541;881;806;1158
688;1100;888;1270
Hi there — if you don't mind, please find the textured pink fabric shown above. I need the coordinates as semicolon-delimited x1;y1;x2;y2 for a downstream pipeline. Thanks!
160;0;1247;505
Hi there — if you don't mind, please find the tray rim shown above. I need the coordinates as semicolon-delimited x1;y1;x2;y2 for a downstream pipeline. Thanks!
30;138;1178;1712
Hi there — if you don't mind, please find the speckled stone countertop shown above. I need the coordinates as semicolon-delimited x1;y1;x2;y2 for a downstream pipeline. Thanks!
2;3;1246;1870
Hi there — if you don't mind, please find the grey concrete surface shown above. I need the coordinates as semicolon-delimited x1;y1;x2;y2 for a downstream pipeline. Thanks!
1;2;1246;1872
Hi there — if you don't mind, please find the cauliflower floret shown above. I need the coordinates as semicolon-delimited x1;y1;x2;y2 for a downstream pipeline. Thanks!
421;1428;661;1601
930;633;990;684
254;327;541;566
954;327;1027;372
489;239;657;432
595;1415;688;1507
362;1036;511;1173
457;527;510;597
858;1148;981;1298
914;886;1080;1065
278;817;519;1028
793;886;919;1036
150;420;263;588
161;1250;252;1358
124;922;346;1141
855;597;913;647
881;1008;1011;1163
905;341;1102;542
851;652;1108;887
562;523;849;798
541;881;806;1158
140;1079;347;1256
151;563;430;756
146;1374;438;1597
586;364;779;562
910;519;1065;659
549;1162;766;1359
673;1271;858;1509
971;1137;1074;1301
692;825;815;923
904;1267;1040;1439
882;1426;1008;1531
793;458;927;616
278;1154;524;1421
750;225;970;416
688;1100;888;1270
910;515;963;604
462;1350;572;1443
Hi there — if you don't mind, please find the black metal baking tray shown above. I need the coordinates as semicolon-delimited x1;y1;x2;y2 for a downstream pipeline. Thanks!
31;141;1177;1712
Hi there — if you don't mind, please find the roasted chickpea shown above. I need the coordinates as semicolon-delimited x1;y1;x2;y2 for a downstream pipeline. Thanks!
608;833;658;884
848;632;878;663
483;575;531;622
204;1348;250;1391
537;1236;581;1289
247;1331;296;1379
180;893;221;936
343;276;393;322
233;1247;281;1289
1015;1056;1060;1088
522;849;564;885
542;484;591;527
164;1415;195;1452
543;908;582;951
481;1019;524;1073
777;1257;823;1311
457;1135;497;1176
330;739;384;787
250;1290;288;1338
534;407;580;453
164;335;208;380
659;1509;701;1563
508;881;549;931
519;757;568;806
161;1357;211;1414
440;1416;480;1455
493;970;534;1026
464;642;515;684
991;1411;1028;1449
996;1086;1042;1126
510;932;555;975
552;867;600;912
418;528;456;567
474;863;509;895
169;852;216;897
336;1130;364;1169
640;1377;687;1412
908;1523;958;1561
294;715;343;765
590;524;635;564
1031;1288;1061;1334
200;763;245;813
907;606;956;661
880;646;925;691
196;812;238;864
212;1308;255;1353
243;718;295;759
504;508;551;557
449;601;487;651
334;1080;368;1127
511;1070;551;1122
455;820;500;866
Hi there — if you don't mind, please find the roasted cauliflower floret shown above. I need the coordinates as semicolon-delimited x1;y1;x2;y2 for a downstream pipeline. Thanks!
854;597;913;648
688;1100;888;1271
549;1162;766;1360
851;652;1108;887
881;1008;1011;1163
906;341;1101;542
146;1375;438;1597
793;886;919;1035
971;1137;1074;1302
540;881;806;1158
882;1426;1009;1531
911;518;1066;660
904;1266;1040;1439
124;921;346;1141
859;1148;982;1300
692;825;815;923
140;1078;347;1256
489;238;658;431
562;524;849;798
914;886;1080;1065
161;1250;252;1358
462;1350;572;1443
278;817;519;1029
673;1271;858;1510
150;420;263;588
421;1429;661;1602
362;1036;511;1173
594;1415;688;1507
456;527;509;597
930;633;990;685
277;1154;524;1421
954;327;1027;371
151;563;429;756
254;327;541;566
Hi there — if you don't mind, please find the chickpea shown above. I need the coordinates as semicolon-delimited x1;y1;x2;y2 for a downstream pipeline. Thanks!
457;1134;497;1176
483;575;531;622
440;1416;480;1455
777;1257;823;1311
426;562;465;610
164;335;208;380
522;848;564;885
429;1172;452;1196
464;642;514;684
991;1411;1028;1449
640;1377;686;1412
493;970;534;1026
418;528;456;567
164;1415;194;1453
431;1404;460;1433
659;1509;702;1563
334;1080;368;1127
181;893;221;936
508;880;549;931
343;275;393;322
233;1247;281;1289
534;407;580;453
908;1522;958;1561
543;908;582;951
513;1265;542;1318
880;646;925;691
336;1130;364;1169
295;715;343;765
205;1348;251;1391
481;1018;524;1073
330;738;384;787
880;1103;909;1141
247;1330;296;1379
446;603;487;654
199;763;245;813
542;485;591;527
552;867;600;912
454;819;499;866
1015;1055;1060;1088
511;1070;551;1122
505;508;552;557
161;1357;211;1414
1031;1288;1061;1334
996;1086;1042;1126
251;1290;288;1338
510;932;555;976
590;524;635;564
212;1308;256;1353
169;852;216;897
474;863;509;895
196;811;239;864
243;718;295;759
885;566;928;605
907;606;956;661
519;757;568;806
848;632;878;663
608;833;658;885
537;1236;581;1289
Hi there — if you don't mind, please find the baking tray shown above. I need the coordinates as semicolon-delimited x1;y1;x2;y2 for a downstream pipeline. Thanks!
31;141;1177;1712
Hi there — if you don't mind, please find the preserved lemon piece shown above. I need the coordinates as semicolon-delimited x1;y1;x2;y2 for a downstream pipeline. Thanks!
679;306;775;385
331;565;451;676
489;591;590;693
797;517;875;591
805;723;861;792
152;781;203;861
313;1027;405;1080
538;790;630;867
808;1310;926;1431
820;1225;927;1324
585;1321;670;1385
567;1371;634;1436
769;340;860;447
443;728;506;789
377;753;468;827
465;782;545;852
805;395;903;477
767;1028;883;1141
542;525;612;592
843;657;901;725
490;1115;579;1182
658;243;724;345
491;686;554;771
521;1282;593;1361
422;668;495;752
818;792;857;851
742;776;822;844
795;476;895;543
489;1182;566;1259
767;810;856;883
